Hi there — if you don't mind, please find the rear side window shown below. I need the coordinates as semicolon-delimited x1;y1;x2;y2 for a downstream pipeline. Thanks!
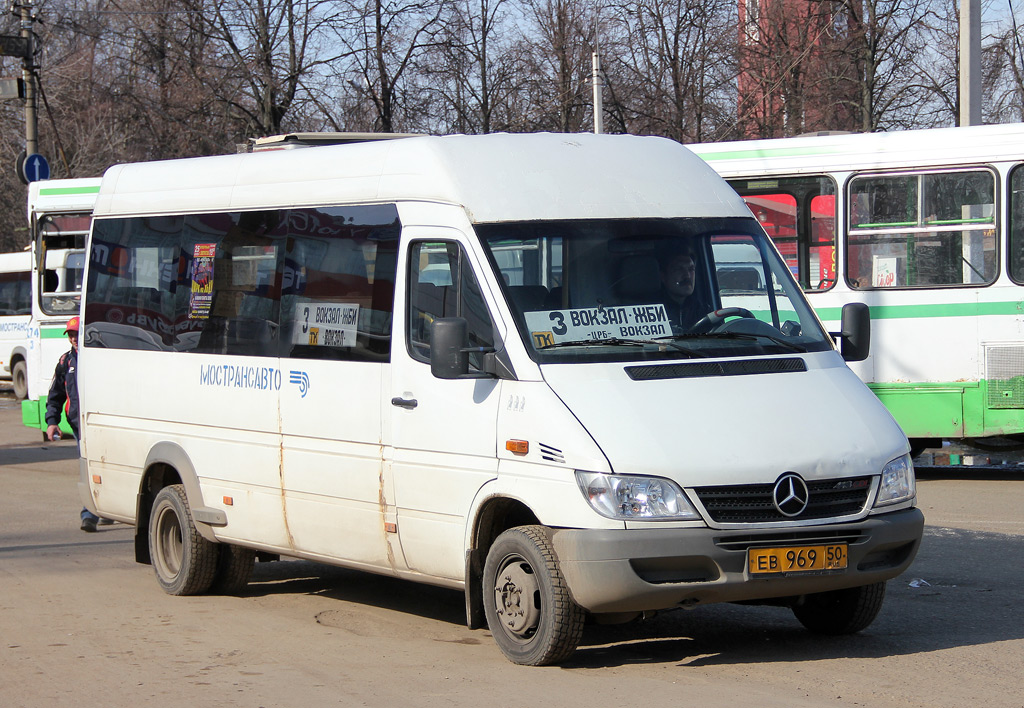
0;270;31;315
85;206;400;361
847;169;997;289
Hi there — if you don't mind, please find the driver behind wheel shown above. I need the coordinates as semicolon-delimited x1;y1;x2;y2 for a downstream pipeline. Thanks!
657;241;707;331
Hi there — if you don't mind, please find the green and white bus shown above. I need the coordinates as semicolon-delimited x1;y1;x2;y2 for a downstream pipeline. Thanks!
19;177;101;436
692;124;1024;453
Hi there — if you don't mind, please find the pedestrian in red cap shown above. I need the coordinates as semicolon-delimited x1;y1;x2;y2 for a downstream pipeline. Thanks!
45;316;110;532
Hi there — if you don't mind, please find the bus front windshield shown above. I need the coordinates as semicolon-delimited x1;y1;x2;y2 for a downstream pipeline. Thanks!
476;217;834;364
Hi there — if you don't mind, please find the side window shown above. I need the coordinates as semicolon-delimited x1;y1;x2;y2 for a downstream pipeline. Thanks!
728;176;837;292
280;205;400;362
407;241;494;369
86;205;401;358
847;170;997;289
185;210;285;356
0;270;31;315
1010;165;1024;284
85;217;183;350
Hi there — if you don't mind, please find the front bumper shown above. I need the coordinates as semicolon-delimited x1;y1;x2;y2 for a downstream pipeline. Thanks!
552;507;924;613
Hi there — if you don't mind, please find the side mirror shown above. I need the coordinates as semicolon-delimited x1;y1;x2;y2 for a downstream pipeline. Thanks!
430;318;470;379
839;302;870;362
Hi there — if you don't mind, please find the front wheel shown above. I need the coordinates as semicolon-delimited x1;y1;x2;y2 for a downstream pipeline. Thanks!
792;581;886;635
149;484;218;595
482;526;585;666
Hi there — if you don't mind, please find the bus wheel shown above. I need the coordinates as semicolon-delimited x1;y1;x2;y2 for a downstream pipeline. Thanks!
209;544;256;595
12;360;27;400
482;526;584;666
149;484;217;596
792;581;886;635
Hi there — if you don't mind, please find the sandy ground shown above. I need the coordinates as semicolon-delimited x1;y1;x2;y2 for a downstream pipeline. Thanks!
1;392;1022;707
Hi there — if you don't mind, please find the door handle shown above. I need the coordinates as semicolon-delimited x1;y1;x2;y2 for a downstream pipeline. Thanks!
391;396;418;409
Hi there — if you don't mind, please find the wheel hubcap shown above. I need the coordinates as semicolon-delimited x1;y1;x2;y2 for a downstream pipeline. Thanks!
494;557;540;640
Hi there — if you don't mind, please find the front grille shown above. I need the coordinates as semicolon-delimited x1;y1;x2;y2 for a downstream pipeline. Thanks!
694;476;872;523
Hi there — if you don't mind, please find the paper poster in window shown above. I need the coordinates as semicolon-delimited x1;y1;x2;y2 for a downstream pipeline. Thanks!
189;243;216;319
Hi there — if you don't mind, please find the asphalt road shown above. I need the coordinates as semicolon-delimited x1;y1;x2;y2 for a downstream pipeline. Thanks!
1;392;1022;708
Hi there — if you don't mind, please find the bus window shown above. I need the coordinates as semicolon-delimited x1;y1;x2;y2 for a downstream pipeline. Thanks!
407;241;494;370
0;268;31;316
1009;165;1024;284
86;205;401;360
847;170;996;289
727;176;836;292
280;205;400;362
38;214;92;316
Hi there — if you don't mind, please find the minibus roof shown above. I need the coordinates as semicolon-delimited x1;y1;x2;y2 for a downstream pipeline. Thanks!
94;133;747;223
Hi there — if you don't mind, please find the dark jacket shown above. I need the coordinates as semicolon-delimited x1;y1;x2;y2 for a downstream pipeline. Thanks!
45;348;79;438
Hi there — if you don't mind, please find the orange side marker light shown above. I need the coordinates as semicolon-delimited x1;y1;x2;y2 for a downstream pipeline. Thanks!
506;439;529;455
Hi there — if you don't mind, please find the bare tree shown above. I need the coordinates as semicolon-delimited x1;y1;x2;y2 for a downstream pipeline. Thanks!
517;0;598;132
420;0;525;134
834;0;933;131
605;0;736;141
331;0;449;133
196;0;348;137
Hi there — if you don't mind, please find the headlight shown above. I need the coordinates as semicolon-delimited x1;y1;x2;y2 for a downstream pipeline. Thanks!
875;453;916;507
575;471;701;520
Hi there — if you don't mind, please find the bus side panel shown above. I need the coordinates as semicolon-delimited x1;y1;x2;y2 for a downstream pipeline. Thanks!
80;349;291;549
278;358;393;570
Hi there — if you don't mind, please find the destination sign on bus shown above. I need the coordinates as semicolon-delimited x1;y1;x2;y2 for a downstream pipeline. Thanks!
293;301;359;347
524;304;672;348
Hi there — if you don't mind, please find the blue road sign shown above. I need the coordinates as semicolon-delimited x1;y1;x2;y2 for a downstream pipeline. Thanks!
21;153;50;182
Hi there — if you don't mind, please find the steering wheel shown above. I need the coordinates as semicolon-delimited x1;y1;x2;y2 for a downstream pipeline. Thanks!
689;307;755;333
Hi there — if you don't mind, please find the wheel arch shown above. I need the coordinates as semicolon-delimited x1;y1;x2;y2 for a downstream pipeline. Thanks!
135;442;226;564
464;494;541;629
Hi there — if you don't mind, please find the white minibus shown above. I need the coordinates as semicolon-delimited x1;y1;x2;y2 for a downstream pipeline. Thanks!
78;133;923;665
0;251;32;396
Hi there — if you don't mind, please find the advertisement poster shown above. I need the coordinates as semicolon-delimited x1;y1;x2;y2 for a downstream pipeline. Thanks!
189;244;216;319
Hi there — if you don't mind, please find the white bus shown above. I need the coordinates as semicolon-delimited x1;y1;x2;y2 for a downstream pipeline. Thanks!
18;178;101;432
692;124;1024;454
78;133;922;665
0;250;32;396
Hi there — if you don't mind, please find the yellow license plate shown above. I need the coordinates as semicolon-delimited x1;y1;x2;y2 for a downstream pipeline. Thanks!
748;544;848;575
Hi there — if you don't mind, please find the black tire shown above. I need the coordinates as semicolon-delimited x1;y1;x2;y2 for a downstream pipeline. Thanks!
12;359;27;400
792;581;887;635
149;484;218;596
209;544;256;595
482;525;585;666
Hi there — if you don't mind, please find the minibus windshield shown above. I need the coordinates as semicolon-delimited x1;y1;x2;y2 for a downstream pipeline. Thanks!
476;217;834;364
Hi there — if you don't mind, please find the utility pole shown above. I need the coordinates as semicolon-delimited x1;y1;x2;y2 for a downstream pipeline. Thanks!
592;52;604;134
20;0;37;156
959;0;982;126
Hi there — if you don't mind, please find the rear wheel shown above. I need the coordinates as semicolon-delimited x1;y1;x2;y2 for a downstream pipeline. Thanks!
792;581;886;635
209;544;256;595
482;526;585;666
149;484;217;595
12;359;27;400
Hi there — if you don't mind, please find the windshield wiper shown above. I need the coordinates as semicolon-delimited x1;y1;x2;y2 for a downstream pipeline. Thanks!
657;332;808;353
540;337;708;357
